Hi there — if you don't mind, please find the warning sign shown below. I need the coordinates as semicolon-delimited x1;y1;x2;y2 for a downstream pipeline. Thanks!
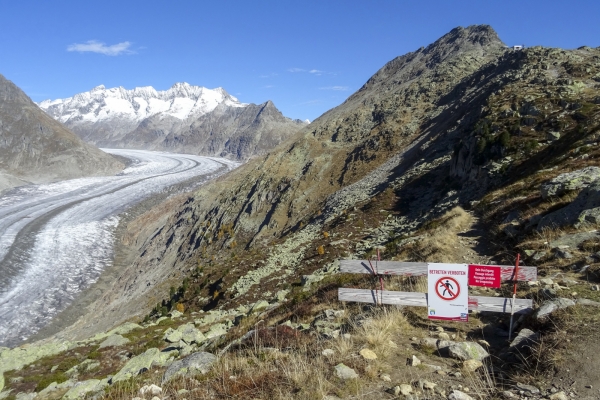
427;263;469;322
468;264;501;288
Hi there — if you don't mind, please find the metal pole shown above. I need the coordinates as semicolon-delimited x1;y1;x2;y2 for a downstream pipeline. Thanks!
508;253;520;341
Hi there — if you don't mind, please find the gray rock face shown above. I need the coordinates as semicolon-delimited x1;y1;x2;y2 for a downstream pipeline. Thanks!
541;167;600;199
162;352;217;383
535;298;576;320
0;74;123;192
448;342;489;361
509;328;539;351
538;182;600;229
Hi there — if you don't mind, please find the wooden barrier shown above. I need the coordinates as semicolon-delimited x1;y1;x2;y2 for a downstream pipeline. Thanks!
338;260;536;314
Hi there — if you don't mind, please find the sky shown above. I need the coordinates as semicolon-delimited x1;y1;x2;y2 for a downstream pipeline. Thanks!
1;0;599;122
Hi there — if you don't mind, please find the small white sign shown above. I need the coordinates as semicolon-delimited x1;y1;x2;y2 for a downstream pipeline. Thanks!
427;263;469;322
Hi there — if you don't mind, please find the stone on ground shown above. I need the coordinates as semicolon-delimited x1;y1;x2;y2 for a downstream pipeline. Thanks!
334;363;358;380
98;334;130;349
139;384;162;396
448;342;489;361
549;391;568;400
359;348;377;360
448;389;475;400
409;355;422;366
62;379;108;399
162;352;217;383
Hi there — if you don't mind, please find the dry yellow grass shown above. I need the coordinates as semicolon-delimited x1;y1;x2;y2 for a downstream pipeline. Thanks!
397;206;474;262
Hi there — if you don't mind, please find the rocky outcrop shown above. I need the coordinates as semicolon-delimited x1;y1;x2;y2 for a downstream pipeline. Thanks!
538;182;600;229
540;166;600;199
161;352;217;383
0;74;123;192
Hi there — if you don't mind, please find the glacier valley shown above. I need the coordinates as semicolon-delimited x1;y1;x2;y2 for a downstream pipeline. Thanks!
0;149;238;347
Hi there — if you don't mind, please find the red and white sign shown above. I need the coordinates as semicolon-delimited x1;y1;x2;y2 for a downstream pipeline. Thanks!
468;264;501;288
427;263;469;322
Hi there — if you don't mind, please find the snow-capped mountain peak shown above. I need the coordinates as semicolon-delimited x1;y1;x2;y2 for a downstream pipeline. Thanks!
38;83;247;124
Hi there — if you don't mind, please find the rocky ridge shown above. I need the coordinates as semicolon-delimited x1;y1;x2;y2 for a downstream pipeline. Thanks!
0;74;124;192
38;83;307;160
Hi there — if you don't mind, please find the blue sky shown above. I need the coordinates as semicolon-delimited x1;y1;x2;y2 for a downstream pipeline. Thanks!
1;0;599;121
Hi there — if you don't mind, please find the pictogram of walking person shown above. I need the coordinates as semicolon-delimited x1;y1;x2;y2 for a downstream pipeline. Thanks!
440;279;454;297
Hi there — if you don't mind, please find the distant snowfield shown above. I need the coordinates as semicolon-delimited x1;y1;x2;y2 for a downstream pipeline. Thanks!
0;149;238;347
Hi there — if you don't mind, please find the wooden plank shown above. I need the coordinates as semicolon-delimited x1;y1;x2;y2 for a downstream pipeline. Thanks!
340;260;537;282
338;288;533;314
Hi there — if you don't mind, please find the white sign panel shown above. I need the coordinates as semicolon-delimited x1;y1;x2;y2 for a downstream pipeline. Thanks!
427;263;469;322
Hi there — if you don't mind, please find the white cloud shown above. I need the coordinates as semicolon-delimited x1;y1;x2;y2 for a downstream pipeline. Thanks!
67;40;133;56
287;67;306;73
319;86;349;91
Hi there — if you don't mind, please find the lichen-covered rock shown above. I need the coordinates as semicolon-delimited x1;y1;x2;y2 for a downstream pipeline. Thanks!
0;341;71;374
62;379;108;399
538;182;600;229
111;348;173;383
162;352;217;383
250;300;269;313
179;323;205;344
205;323;229;339
540;166;600;199
448;342;489;361
99;334;130;349
163;328;183;343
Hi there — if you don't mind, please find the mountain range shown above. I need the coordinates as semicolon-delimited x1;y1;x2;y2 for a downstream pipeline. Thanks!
39;83;307;160
0;74;124;192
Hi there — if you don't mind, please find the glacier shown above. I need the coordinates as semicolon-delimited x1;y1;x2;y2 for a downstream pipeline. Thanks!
0;149;238;347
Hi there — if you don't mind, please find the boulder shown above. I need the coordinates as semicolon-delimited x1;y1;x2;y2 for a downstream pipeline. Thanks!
62;379;108;399
538;182;600;229
98;334;130;349
111;348;173;383
139;384;162;396
334;363;358;380
0;341;71;375
509;328;539;351
535;298;576;320
205;323;229;339
163;328;183;343
540;167;600;199
448;342;489;361
179;323;206;345
449;390;475;400
162;352;217;383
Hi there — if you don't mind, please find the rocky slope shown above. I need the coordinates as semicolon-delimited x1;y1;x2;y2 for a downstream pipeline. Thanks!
0;74;124;192
55;24;511;337
38;83;306;160
4;24;600;400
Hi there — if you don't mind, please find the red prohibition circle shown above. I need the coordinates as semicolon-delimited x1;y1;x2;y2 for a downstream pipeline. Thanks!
434;276;460;301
